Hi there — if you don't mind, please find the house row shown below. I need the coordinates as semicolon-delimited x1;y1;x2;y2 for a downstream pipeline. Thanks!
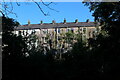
14;19;101;50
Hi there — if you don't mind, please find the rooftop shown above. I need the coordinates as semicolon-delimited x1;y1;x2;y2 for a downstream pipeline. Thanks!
14;19;99;30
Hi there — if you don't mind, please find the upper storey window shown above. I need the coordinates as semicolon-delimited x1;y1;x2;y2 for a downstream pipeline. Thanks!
83;28;86;34
71;28;74;33
58;28;60;33
67;28;71;32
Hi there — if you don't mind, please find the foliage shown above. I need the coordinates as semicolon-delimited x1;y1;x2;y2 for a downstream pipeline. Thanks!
2;16;26;58
83;2;120;79
26;31;40;53
2;17;19;31
2;16;28;80
3;2;120;80
65;31;75;44
84;2;120;29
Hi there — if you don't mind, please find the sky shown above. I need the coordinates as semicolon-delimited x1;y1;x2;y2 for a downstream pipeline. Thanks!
7;2;94;25
3;0;119;2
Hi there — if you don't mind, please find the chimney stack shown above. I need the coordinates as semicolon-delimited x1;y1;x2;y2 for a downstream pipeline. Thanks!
86;19;90;23
52;20;56;24
28;20;30;25
63;18;66;24
40;20;43;25
75;19;78;23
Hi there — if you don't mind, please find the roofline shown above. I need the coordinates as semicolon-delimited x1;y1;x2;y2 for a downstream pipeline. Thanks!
14;22;99;30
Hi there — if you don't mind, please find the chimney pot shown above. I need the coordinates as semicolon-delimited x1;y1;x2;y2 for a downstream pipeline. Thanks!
28;20;30;25
40;20;43;24
64;18;66;24
75;19;78;23
52;20;56;24
86;19;90;23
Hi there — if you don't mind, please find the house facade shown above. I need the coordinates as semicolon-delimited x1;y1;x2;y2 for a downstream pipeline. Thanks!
14;19;100;50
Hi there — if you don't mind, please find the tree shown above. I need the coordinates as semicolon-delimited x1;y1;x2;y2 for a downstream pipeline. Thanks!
2;16;29;80
83;2;120;79
2;16;27;58
0;0;58;17
65;31;74;43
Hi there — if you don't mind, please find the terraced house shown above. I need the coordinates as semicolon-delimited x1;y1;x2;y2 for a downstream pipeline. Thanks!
14;19;100;51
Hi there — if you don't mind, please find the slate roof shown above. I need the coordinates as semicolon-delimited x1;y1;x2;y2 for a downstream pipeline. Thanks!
14;22;98;30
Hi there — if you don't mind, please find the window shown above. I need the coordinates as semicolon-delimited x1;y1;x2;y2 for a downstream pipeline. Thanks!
58;28;60;33
92;31;95;38
80;28;82;31
19;31;21;35
66;29;68;32
89;29;91;37
55;28;57;32
23;31;25;35
89;31;91;37
83;35;86;41
83;28;86;34
43;30;47;34
67;28;70;32
61;29;64;33
47;29;48;34
31;30;36;34
71;28;74;33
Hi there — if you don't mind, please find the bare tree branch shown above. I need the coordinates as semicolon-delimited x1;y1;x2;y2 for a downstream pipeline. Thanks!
41;1;53;6
32;0;48;16
16;0;21;6
0;7;17;17
0;11;5;17
10;2;13;11
0;0;58;17
41;0;59;12
0;0;17;17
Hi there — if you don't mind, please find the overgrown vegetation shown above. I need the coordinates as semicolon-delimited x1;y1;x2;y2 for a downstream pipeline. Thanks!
2;2;120;80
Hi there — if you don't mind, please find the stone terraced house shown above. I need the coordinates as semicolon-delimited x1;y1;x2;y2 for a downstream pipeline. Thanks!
14;19;101;51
